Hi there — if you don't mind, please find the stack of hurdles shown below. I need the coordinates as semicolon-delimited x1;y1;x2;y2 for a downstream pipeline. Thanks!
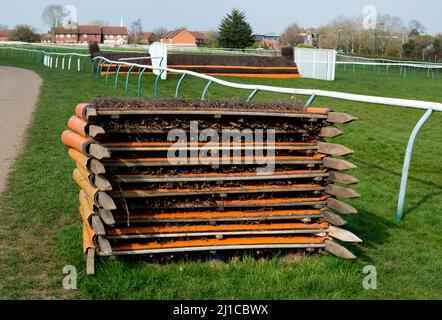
61;98;362;274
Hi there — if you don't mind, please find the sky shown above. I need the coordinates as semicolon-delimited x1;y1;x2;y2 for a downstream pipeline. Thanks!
0;0;440;35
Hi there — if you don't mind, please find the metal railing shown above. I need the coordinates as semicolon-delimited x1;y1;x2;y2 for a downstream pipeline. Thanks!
336;54;442;79
0;46;90;71
1;45;441;221
337;53;442;66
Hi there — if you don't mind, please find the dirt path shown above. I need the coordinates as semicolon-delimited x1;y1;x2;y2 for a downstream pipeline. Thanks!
0;67;42;193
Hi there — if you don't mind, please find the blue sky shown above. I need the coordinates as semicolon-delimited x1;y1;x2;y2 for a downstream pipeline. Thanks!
0;0;440;34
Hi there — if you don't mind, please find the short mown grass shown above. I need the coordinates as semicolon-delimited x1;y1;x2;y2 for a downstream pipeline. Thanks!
0;54;441;299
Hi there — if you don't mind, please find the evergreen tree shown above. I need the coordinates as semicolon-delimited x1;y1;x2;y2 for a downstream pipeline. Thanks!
218;8;255;49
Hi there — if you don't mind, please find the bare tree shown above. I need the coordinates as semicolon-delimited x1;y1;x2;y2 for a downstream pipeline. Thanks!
435;33;442;57
129;19;143;44
317;17;358;53
376;14;407;56
280;23;304;47
42;4;67;34
314;13;410;57
0;24;8;30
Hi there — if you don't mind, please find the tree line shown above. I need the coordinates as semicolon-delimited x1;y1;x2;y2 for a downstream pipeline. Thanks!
280;16;441;61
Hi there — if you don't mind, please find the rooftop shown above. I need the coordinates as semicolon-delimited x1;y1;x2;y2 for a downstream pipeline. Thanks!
78;25;102;34
102;26;128;35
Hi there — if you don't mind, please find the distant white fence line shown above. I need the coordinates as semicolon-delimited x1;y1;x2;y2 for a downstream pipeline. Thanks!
337;61;442;70
3;40;149;51
294;48;337;81
1;41;280;57
1;41;148;54
337;54;442;69
0;46;90;71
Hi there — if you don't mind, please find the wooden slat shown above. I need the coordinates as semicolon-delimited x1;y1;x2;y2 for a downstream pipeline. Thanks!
327;198;358;214
106;222;329;239
317;142;353;156
318;127;343;138
328;171;359;184
102;141;318;152
328;226;362;243
95;109;329;119
113;209;324;223
111;184;325;198
103;155;325;167
73;169;116;210
97;236;112;255
111;169;329;183
325;240;356;259
323;157;357;171
130;196;329;209
321;211;348;226
109;236;326;255
327;112;357;124
325;184;361;199
86;248;95;275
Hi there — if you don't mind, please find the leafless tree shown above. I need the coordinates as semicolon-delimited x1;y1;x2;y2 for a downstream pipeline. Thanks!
42;4;67;32
0;24;8;30
317;17;359;53
280;23;304;47
129;19;143;44
376;14;407;56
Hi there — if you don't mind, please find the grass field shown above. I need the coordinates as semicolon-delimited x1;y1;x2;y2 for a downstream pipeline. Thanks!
0;54;441;299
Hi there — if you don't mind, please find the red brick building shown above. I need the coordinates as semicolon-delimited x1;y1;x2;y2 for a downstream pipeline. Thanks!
161;28;197;45
49;25;129;44
190;31;210;46
0;29;14;41
254;34;281;50
138;32;155;44
40;33;52;43
78;25;102;43
53;26;79;43
102;26;129;45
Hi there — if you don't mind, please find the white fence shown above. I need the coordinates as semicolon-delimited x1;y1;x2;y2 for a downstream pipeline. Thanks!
294;48;336;81
336;54;442;70
337;54;442;66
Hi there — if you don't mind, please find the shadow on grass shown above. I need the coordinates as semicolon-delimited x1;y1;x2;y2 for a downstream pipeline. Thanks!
404;190;442;218
354;156;442;190
354;156;442;217
344;208;396;262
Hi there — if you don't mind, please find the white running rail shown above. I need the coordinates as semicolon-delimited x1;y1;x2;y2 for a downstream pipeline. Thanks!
92;55;442;111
